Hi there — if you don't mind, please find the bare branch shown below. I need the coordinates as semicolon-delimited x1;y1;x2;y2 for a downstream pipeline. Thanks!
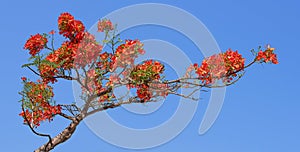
81;87;113;115
58;113;74;121
85;97;140;117
27;66;40;77
59;104;81;117
27;66;75;81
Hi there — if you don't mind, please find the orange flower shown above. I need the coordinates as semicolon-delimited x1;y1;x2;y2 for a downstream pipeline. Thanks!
24;34;48;56
193;49;245;84
97;19;114;32
49;30;55;35
256;45;278;64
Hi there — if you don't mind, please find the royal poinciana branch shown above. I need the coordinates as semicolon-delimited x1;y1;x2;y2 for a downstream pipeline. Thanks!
19;12;278;152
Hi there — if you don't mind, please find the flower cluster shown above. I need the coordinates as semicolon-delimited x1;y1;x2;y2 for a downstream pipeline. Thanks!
136;83;169;102
130;60;164;85
129;60;167;101
38;13;103;83
46;41;78;69
19;79;61;127
256;45;278;64
111;39;145;70
97;19;114;32
58;12;85;41
41;41;80;83
96;52;114;72
137;84;152;101
75;32;103;67
82;69;115;102
38;63;59;84
192;49;245;84
24;34;48;56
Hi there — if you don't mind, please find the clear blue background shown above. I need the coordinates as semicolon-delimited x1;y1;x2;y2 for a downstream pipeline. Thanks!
1;0;299;151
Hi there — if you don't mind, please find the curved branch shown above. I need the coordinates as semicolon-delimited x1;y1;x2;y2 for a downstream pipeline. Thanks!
21;103;53;150
27;66;41;76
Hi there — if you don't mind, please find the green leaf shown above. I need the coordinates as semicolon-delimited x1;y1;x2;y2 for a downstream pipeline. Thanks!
41;59;59;68
21;63;36;68
28;55;39;61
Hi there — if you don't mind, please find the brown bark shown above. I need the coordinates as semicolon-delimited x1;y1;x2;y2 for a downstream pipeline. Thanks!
34;116;83;152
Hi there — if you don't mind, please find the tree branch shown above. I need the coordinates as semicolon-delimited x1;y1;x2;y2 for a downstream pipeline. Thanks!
58;113;74;121
21;103;53;150
85;97;140;117
34;115;83;152
27;66;75;80
81;87;113;115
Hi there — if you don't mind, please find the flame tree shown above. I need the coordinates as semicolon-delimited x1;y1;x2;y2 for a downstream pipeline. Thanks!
19;13;278;152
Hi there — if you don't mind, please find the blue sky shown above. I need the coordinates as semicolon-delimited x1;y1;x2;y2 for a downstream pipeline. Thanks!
1;0;300;151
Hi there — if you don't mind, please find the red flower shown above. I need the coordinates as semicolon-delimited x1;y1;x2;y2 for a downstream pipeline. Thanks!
75;32;103;67
19;81;61;127
24;34;48;56
112;39;145;70
193;49;245;84
97;19;114;32
38;63;58;84
58;12;74;35
21;77;27;81
137;84;152;101
49;30;55;35
100;52;109;60
129;60;165;86
58;12;85;41
46;41;78;70
256;45;278;64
